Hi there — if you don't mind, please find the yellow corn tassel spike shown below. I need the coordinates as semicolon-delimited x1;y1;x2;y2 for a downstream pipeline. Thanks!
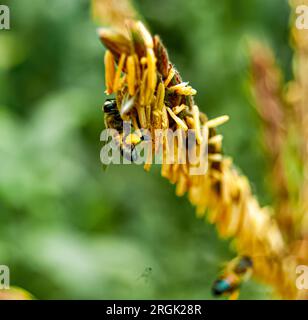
140;69;148;106
113;53;126;92
104;50;115;95
161;105;169;129
146;104;152;125
209;134;223;144
146;48;157;104
207;115;230;128
164;68;175;87
137;105;147;128
134;54;141;84
167;107;188;131
176;172;188;196
130;112;138;128
144;146;153;172
152;110;161;130
173;104;187;115
140;57;147;65
185;116;195;129
152;84;165;129
168;82;197;95
208;153;223;162
192;105;203;144
156;82;165;111
127;55;136;96
161;163;171;179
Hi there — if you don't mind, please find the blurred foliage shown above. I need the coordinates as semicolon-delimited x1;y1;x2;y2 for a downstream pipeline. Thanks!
0;0;292;299
0;287;33;300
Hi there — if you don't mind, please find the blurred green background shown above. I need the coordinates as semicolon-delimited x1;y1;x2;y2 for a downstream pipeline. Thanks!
0;0;292;299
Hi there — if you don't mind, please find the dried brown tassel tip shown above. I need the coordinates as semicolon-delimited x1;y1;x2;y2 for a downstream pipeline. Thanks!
128;20;153;58
154;35;170;79
98;28;131;60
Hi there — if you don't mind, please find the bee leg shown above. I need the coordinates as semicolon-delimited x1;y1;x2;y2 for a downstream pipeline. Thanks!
228;290;240;300
121;146;138;162
120;148;130;161
131;147;138;162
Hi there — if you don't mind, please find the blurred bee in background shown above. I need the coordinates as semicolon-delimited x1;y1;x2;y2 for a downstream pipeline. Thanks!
103;98;145;161
212;256;253;300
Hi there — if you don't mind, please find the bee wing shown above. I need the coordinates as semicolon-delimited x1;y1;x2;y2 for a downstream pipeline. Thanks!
121;96;135;116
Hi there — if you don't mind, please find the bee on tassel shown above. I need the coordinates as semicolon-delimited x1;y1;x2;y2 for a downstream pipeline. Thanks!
212;256;253;300
103;98;147;162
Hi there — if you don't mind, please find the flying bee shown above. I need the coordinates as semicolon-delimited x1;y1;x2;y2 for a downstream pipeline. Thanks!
103;99;145;162
212;256;253;300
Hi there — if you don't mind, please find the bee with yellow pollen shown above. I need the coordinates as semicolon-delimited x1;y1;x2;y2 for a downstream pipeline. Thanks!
99;20;229;172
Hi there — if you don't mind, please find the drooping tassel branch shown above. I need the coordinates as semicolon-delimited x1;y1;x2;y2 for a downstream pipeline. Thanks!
96;17;304;298
249;41;294;240
248;0;308;299
288;0;308;238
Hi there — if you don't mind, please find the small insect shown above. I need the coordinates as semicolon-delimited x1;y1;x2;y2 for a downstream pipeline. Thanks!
137;267;153;284
103;99;144;161
212;256;253;300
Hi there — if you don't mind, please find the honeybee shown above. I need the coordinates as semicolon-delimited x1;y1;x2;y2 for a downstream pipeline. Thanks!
103;99;144;162
103;98;124;131
212;256;253;300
